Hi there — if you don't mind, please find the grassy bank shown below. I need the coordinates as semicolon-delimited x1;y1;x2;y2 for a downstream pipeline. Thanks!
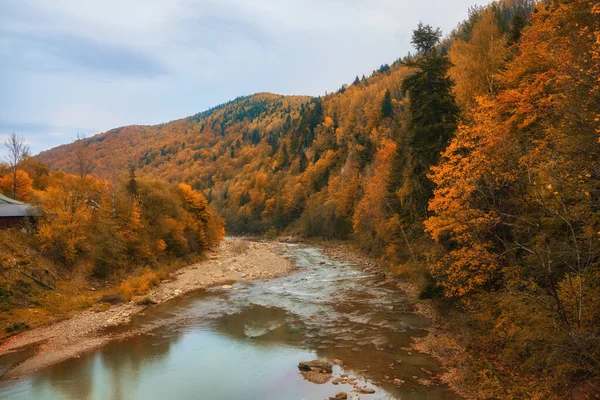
0;228;203;341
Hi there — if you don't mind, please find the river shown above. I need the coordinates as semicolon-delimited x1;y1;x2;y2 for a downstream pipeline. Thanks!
0;243;461;400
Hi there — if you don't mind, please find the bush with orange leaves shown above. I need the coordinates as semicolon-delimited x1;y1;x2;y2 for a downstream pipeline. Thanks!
34;170;224;278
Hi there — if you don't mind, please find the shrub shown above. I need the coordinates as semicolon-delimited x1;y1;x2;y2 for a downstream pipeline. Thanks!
118;267;161;301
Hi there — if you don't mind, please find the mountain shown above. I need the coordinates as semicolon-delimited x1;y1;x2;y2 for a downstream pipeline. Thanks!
38;67;411;237
38;93;310;182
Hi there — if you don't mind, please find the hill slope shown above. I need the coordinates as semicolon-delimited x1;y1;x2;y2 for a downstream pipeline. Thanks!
38;68;412;237
38;93;311;182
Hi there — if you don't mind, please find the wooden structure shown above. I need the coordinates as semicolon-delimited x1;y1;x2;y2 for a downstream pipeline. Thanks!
0;194;42;229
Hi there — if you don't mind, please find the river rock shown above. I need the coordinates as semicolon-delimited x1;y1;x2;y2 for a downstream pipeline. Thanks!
300;370;332;384
355;386;376;394
298;360;333;373
329;392;347;400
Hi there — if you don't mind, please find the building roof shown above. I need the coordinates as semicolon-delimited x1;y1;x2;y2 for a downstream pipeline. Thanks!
0;194;26;205
0;195;42;217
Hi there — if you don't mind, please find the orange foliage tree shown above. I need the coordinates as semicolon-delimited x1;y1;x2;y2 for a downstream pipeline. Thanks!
0;170;33;202
426;0;600;394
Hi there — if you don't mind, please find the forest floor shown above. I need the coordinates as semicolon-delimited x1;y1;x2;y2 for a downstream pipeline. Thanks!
0;238;294;380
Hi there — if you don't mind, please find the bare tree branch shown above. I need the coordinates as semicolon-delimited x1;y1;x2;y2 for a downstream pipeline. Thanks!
5;133;30;200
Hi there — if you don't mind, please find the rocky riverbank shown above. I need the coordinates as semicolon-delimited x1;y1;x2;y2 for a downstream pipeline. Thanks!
0;238;294;380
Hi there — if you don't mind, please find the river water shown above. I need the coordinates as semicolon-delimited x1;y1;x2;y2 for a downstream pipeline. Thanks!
0;243;461;400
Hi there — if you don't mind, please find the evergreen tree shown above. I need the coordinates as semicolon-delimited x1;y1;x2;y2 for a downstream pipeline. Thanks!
239;191;251;206
378;64;391;74
389;23;459;219
353;76;361;85
280;143;289;166
381;90;393;119
509;7;527;44
127;166;138;197
411;22;442;54
299;151;308;172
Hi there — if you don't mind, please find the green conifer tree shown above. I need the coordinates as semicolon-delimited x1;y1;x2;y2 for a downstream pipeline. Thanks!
381;90;393;119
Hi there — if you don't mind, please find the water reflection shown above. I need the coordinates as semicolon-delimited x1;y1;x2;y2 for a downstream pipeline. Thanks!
216;305;303;344
0;244;462;400
98;333;176;400
0;344;37;378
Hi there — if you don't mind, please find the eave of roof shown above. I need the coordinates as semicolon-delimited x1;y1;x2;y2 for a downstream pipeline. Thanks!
0;194;26;205
0;204;43;217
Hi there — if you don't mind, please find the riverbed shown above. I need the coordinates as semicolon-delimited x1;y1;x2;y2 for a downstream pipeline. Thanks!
0;242;461;399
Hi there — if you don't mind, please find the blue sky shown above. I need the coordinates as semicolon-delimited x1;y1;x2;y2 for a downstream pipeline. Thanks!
0;0;480;159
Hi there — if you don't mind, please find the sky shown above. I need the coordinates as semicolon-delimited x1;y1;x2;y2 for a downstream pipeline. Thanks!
0;0;480;159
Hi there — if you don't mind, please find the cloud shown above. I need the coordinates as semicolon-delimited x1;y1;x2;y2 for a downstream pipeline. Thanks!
0;122;97;159
0;0;481;158
0;29;168;79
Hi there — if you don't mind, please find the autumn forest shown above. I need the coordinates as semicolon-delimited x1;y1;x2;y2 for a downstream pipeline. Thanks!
2;0;599;398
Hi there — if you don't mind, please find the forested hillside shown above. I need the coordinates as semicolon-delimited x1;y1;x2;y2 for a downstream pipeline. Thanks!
34;0;600;396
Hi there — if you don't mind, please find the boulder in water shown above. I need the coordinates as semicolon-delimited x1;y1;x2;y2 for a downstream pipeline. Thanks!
329;392;348;400
298;359;334;384
300;370;332;384
298;359;333;373
354;386;376;394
